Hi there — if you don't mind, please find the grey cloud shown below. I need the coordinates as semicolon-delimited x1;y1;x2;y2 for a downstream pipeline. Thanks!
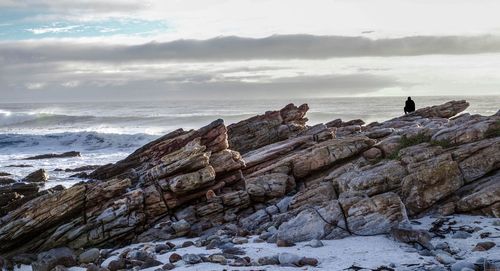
2;34;500;65
0;72;400;102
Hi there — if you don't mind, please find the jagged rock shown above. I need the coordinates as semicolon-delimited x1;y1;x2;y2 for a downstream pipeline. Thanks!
291;137;375;178
23;169;48;183
456;170;500;217
0;172;11;177
0;100;498;258
432;114;499;145
452;137;500;183
228;103;308;154
409;100;469;119
341;192;409;235
401;156;464;216
245;173;293;199
336;161;407;196
277;200;347;242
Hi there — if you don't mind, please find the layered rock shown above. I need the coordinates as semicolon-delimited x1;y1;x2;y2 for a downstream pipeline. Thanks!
0;100;498;259
228;103;309;154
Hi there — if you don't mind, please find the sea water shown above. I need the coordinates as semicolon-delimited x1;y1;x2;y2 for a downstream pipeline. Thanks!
1;96;498;188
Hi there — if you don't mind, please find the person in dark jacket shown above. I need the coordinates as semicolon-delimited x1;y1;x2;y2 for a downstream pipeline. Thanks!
404;97;415;114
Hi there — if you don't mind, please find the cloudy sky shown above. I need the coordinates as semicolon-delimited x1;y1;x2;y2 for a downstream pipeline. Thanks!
1;0;500;102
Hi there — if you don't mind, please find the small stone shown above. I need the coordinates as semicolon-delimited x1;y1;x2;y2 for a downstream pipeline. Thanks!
107;259;126;271
229;257;249;267
155;244;170;253
181;241;194;248
253;238;265;243
32;247;77;271
232;237;248;244
307;239;324;248
182;254;202;264
169;253;182;263
493;220;500;226
450;261;476;271
472;241;496;251
222;247;245;255
435;253;456;265
278;253;301;266
276;239;295;247
51;265;68;271
162;263;175;270
299;257;318;267
166;242;176;249
258;255;279;266
452;231;472;239
140;259;163;269
78;248;100;264
208;254;227;265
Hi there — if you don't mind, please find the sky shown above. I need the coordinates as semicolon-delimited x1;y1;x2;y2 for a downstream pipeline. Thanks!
1;0;500;102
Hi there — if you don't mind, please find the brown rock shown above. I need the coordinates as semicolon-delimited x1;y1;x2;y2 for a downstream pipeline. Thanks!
169;253;182;263
23;169;48;183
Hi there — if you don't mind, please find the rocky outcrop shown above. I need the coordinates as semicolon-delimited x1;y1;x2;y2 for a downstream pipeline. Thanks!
0;100;498;259
228;103;309;154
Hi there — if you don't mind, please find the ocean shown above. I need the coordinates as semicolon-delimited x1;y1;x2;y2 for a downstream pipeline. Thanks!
1;96;499;188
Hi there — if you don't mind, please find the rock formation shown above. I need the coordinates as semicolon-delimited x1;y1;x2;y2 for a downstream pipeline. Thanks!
0;100;498;263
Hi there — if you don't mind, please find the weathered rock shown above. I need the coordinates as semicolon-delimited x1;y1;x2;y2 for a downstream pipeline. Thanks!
336;161;407;196
23;169;48;183
277;200;347;242
228;103;308;154
401;156;464;216
456;170;500;217
341;192;409;235
245;173;292;199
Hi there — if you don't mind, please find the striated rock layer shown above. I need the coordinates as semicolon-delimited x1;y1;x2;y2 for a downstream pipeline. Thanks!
0;100;499;257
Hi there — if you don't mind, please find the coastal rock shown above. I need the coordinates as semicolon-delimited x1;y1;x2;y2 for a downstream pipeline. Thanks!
228;103;308;154
23;151;81;160
0;100;498;258
401;156;464;215
336;161;407;196
341;192;409;235
23;169;49;183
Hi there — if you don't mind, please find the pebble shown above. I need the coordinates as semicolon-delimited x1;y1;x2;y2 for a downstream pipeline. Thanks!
107;259;126;271
162;263;176;270
140;259;163;269
299;257;319;267
435;253;456;265
307;239;324;248
472;241;496;251
258;255;279;265
155;244;170;253
182;254;202;264
181;241;194;248
452;231;472;239
276;239;295;247
78;248;100;264
208;254;227;265
232;237;248;244
278;252;301;266
169;253;182;263
450;261;476;271
222;247;245;255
